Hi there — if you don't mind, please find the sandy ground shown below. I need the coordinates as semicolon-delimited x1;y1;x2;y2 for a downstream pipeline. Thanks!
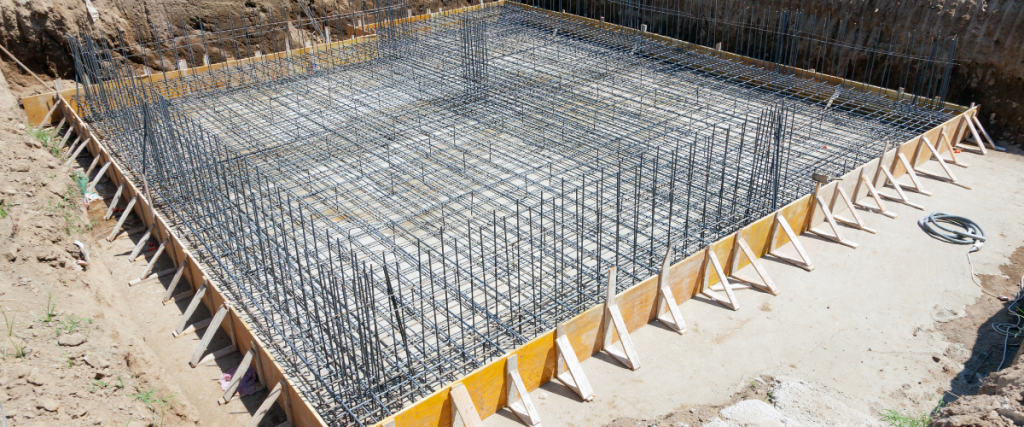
482;146;1024;426
0;53;286;426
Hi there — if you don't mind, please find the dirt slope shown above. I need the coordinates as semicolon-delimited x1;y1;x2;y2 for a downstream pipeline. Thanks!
0;61;200;427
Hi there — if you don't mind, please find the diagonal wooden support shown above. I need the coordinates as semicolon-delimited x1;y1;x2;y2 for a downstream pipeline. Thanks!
190;303;230;368
162;261;189;303
852;167;897;218
196;344;237;366
87;161;112;193
84;156;102;178
829;186;876;234
912;136;968;189
173;318;211;338
65;137;91;166
808;195;859;248
219;346;257;405
602;267;640;370
961;115;988;155
127;226;154;262
717;229;778;295
128;267;175;286
655;247;686;334
104;183;125;220
451;382;484;427
139;237;169;280
174;281;208;335
505;354;541;426
62;136;81;157
57;125;74;150
936;128;969;168
973;115;1000;150
57;126;74;150
107;195;137;241
39;99;60;126
53;117;66;135
555;323;594;401
699;245;739;310
244;381;285;427
895;153;932;196
875;160;924;210
767;213;814;271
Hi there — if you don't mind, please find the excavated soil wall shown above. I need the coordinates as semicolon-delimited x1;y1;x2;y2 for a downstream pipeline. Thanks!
2;0;1022;142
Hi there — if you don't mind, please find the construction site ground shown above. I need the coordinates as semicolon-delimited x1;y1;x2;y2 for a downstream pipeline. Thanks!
4;32;1024;427
479;145;1024;425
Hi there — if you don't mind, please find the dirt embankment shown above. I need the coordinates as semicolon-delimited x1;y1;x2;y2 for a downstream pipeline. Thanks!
4;0;1024;142
0;62;200;426
748;0;1024;145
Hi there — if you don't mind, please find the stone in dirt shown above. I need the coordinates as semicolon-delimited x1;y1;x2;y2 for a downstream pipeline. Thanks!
57;333;86;346
37;398;59;412
84;352;109;369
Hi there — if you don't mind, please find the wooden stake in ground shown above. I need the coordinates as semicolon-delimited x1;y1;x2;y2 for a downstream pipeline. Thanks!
766;212;814;271
808;195;859;248
699;244;739;310
601;267;640;370
655;247;686;334
450;382;484;427
555;322;594;401
505;354;541;426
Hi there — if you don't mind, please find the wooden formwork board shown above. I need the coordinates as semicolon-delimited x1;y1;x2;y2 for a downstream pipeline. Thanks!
375;105;978;427
53;94;328;427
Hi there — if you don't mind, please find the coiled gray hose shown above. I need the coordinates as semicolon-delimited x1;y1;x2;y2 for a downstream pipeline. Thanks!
918;212;986;250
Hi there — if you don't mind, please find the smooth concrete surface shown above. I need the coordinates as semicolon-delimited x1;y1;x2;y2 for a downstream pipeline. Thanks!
484;147;1024;426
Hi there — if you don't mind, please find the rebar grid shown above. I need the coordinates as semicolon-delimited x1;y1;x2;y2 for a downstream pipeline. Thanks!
67;2;959;425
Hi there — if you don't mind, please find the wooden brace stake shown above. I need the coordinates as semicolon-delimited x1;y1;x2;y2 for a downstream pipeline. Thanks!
555;323;594;401
162;261;189;303
104;183;125;220
87;161;112;192
450;382;484;427
961;115;988;155
128;226;154;262
173;318;211;338
219;347;257;405
655;247;686;334
244;382;284;427
936;128;969;168
973;116;1003;151
505;354;541;426
65;137;91;166
174;281;208;335
715;229;778;295
829;186;876;234
913;136;968;189
107;195;137;241
852;167;897;219
699;245;739;310
809;195;859;248
190;303;230;368
196;344;237;366
39;99;60;126
128;267;175;286
139;238;169;280
876;162;924;210
767;213;814;271
602;267;640;370
894;153;932;196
